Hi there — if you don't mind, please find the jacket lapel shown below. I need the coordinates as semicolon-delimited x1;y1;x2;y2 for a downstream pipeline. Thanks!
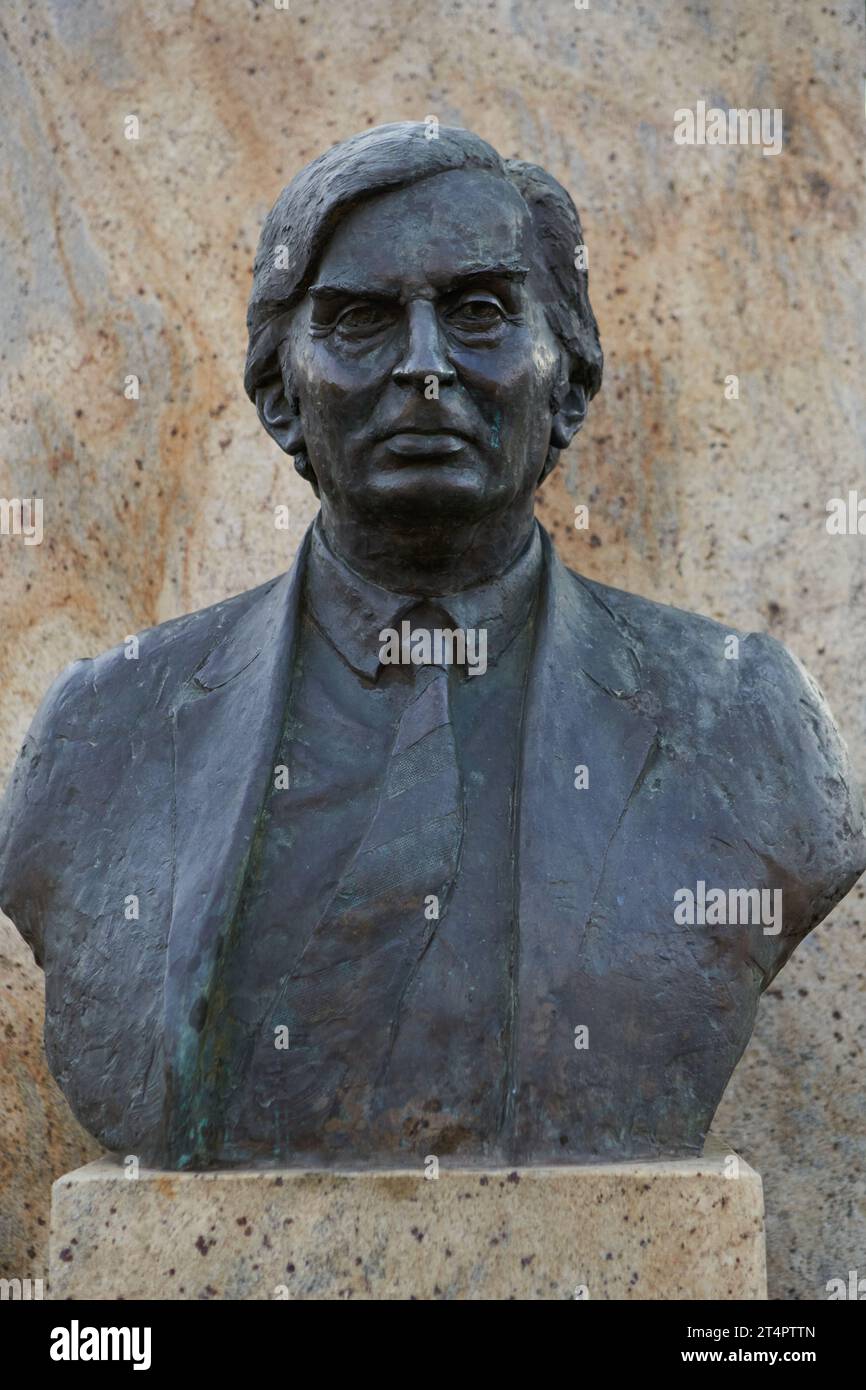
162;527;312;1166
510;531;659;1158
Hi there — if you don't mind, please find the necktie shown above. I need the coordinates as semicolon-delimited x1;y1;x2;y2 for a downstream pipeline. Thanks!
252;628;465;1144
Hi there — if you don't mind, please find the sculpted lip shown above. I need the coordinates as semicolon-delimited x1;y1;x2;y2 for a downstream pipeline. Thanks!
381;429;468;458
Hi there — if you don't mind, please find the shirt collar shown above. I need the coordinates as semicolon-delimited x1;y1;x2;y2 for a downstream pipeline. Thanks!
305;517;542;679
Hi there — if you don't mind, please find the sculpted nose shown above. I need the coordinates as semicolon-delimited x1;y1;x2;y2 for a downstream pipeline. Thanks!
392;299;456;390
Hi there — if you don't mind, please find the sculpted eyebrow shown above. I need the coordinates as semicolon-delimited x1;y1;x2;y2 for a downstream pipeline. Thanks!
308;283;395;302
453;264;529;282
441;264;529;288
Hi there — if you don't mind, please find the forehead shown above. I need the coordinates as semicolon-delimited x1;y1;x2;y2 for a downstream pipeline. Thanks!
313;168;533;294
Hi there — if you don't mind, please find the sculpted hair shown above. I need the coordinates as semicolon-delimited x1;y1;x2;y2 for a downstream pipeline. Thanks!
244;121;603;421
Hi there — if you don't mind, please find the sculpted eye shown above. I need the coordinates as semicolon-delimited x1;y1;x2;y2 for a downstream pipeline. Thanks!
336;302;393;335
446;296;506;331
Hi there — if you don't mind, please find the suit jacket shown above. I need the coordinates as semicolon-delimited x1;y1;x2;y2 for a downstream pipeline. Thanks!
1;521;863;1168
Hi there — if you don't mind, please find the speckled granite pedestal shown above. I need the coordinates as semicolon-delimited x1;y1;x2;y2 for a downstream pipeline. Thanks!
49;1139;766;1300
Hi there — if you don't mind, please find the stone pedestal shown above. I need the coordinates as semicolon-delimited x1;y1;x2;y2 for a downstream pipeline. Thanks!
49;1138;766;1300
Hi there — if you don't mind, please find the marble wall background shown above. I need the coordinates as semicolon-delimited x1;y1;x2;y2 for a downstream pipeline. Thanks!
1;0;863;1300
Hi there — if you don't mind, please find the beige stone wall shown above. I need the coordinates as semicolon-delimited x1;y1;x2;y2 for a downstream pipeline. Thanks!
1;0;863;1299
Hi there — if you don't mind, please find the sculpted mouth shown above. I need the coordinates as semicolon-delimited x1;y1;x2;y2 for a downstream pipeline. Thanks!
380;427;470;458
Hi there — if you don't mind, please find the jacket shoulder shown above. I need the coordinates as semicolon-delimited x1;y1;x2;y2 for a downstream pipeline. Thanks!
573;571;748;669
0;573;284;954
574;569;866;955
573;570;832;717
76;572;283;705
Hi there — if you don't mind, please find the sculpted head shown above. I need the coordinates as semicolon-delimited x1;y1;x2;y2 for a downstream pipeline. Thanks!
245;123;603;589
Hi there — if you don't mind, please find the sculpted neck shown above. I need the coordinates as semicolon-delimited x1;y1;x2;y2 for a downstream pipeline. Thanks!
318;497;538;597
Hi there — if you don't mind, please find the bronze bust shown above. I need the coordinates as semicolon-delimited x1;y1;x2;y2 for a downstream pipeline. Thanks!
1;123;863;1170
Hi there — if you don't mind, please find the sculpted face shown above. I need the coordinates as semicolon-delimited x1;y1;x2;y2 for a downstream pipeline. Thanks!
281;169;574;549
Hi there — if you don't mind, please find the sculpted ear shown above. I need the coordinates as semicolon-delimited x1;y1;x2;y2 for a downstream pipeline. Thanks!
538;373;589;487
255;379;304;456
255;379;318;493
550;376;588;451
